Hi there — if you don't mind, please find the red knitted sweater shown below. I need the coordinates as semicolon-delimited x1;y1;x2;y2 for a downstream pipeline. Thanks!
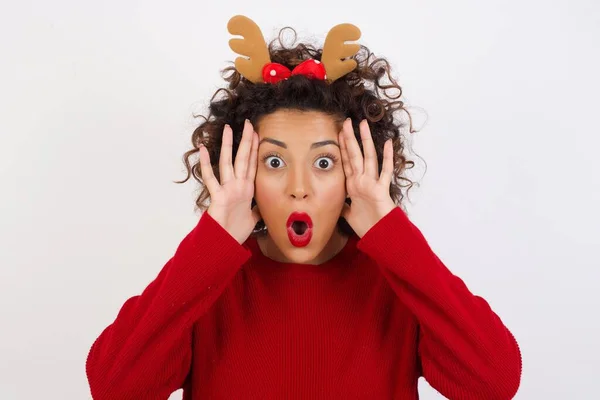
86;207;522;399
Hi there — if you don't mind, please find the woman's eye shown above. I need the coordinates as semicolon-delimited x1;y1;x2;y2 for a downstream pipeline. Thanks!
314;157;334;170
265;156;285;169
263;155;335;170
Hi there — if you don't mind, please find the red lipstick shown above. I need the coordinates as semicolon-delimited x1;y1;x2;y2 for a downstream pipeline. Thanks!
286;212;313;247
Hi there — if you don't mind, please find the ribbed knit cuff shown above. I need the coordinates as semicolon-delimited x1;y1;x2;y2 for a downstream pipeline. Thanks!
166;211;252;305
356;206;426;273
190;211;252;263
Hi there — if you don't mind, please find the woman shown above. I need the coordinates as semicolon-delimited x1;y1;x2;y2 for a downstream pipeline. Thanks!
86;15;522;399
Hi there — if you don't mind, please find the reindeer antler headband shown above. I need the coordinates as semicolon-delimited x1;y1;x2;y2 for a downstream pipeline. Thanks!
227;15;361;84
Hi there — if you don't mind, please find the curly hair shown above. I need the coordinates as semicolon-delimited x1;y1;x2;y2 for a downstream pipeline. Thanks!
176;27;424;237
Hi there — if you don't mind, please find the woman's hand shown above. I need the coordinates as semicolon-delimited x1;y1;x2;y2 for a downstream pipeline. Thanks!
339;118;397;238
200;119;261;244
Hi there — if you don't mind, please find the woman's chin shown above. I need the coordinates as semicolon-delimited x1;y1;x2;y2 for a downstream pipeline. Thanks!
278;237;319;260
263;226;345;265
258;231;319;264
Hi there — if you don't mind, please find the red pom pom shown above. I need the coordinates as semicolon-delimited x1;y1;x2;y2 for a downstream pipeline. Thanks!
291;59;326;80
262;63;292;83
260;60;327;83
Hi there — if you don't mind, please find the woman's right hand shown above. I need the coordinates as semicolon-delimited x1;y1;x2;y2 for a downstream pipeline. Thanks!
199;119;261;245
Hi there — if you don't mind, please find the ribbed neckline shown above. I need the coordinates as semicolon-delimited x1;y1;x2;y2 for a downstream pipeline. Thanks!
244;233;359;274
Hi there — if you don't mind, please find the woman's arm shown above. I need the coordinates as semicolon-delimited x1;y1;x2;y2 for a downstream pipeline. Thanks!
85;211;251;400
356;207;522;400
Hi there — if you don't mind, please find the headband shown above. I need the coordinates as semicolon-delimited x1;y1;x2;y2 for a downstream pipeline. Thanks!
227;15;361;84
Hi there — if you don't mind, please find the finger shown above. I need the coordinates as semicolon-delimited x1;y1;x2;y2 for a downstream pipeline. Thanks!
359;119;378;179
219;124;234;184
199;144;221;195
379;139;394;187
234;119;253;179
338;133;354;177
247;130;259;181
342;118;364;175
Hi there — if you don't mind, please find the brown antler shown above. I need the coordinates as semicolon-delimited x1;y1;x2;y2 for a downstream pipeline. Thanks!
227;15;271;83
321;23;361;82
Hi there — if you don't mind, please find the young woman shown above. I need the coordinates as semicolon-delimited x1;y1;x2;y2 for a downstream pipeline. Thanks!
86;15;522;400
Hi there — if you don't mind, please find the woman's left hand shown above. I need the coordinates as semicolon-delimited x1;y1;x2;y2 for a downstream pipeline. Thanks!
339;118;397;238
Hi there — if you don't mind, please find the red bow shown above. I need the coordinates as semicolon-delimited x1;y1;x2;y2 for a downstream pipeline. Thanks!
262;59;327;84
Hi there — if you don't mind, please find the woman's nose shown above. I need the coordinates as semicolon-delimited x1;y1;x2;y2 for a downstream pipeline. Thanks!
288;168;309;199
291;192;308;199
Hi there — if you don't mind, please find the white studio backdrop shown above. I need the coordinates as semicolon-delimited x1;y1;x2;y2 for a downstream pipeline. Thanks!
1;0;598;398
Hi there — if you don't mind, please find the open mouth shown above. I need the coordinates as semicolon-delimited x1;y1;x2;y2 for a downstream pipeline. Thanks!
291;221;309;235
286;212;313;247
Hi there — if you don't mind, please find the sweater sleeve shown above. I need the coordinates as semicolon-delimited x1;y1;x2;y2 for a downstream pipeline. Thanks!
85;211;252;400
356;207;522;400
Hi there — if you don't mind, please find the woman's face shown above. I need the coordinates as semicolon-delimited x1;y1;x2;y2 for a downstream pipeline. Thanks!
254;109;348;264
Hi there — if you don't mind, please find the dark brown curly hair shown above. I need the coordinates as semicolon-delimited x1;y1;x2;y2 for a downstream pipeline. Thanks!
176;27;424;237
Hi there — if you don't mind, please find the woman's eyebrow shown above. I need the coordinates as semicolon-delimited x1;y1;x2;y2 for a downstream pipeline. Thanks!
259;138;340;149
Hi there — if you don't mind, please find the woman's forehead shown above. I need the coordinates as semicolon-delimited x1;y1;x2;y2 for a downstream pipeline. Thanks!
256;110;341;145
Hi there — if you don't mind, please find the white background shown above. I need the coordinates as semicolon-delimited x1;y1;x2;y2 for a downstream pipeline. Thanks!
1;0;599;398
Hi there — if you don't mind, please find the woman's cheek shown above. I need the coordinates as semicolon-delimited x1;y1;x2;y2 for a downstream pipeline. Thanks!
254;174;282;207
318;173;346;209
